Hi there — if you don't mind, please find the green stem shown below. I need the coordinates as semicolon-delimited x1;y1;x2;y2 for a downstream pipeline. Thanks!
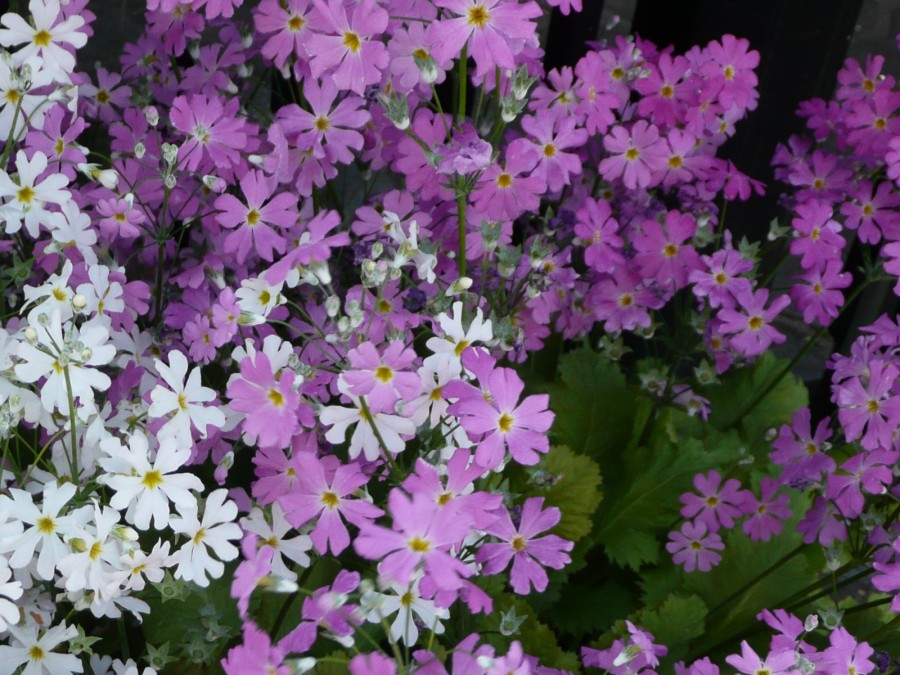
456;43;468;126
62;365;80;484
456;192;467;278
359;396;402;474
707;544;805;617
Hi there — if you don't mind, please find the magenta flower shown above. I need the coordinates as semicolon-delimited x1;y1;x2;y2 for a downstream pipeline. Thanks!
306;0;388;94
666;521;724;572
790;200;846;270
280;570;362;653
341;341;421;411
770;407;836;485
740;478;791;541
635;52;692;128
790;259;852;327
429;0;541;78
253;0;314;70
689;243;754;309
222;621;288;675
819;627;876;675
699;34;760;111
797;495;847;546
724;641;795;675
354;489;474;591
633;210;702;290
521;113;588;193
446;365;553;470
227;351;308;451
214;170;296;263
835;359;900;451
840;180;900;244
277;77;369;166
476;498;573;595
873;537;900;610
599;121;668;190
278;453;383;555
573;197;624;274
574;51;628;135
473;141;546;221
827;449;897;519
717;287;790;358
170;94;249;173
680;470;750;532
588;269;665;334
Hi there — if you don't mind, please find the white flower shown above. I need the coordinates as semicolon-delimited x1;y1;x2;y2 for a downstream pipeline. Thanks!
114;540;170;593
0;55;56;138
0;558;23;631
14;309;115;414
57;503;123;596
169;489;241;587
0;480;87;580
76;264;125;326
22;259;76;324
235;276;284;318
0;0;88;79
98;431;202;530
363;576;448;646
0;621;83;675
45;201;98;265
240;503;312;582
320;384;415;462
0;150;69;237
424;301;493;375
148;350;225;447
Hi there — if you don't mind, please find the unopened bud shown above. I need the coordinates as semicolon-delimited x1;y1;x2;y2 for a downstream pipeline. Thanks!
202;175;226;193
145;106;159;127
161;143;179;165
113;525;139;542
24;327;37;343
286;658;317;675
325;295;340;318
803;614;818;632
445;277;473;296
134;142;146;159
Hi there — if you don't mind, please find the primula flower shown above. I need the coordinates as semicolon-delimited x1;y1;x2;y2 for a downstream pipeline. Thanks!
222;621;289;675
666;521;724;572
99;431;201;530
305;0;389;94
0;621;82;675
521;113;588;193
362;575;449;646
599;121;668;190
589;270;665;334
724;641;796;675
717;287;790;358
840;180;900;244
342;341;421;411
573;197;624;274
680;470;750;532
819;627;876;675
429;0;541;79
0;0;87;78
633;210;702;290
240;503;312;582
835;359;900;451
0;150;70;238
790;200;845;270
149;350;226;447
278;453;382;555
0;560;23;632
170;94;249;173
473;141;546;221
227;350;308;451
873;537;900;610
354;489;474;591
770;407;836;485
827;448;897;519
254;0;314;71
790;260;852;327
699;34;760;111
689;243;754;309
447;364;554;470
740;478;791;541
214;169;296;264
424;301;493;376
477;498;573;594
169;489;242;588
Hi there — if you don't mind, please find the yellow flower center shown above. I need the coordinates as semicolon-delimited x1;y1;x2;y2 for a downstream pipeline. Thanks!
28;645;45;661
611;66;624;80
714;272;728;285
407;536;431;553
37;516;56;534
321;491;340;509
511;535;527;552
467;4;490;28
259;290;272;305
748;316;764;331
454;339;470;356
867;399;880;414
342;31;361;53
288;15;305;31
177;393;189;411
378;299;391;313
660;84;674;98
401;591;415;606
141;470;164;489
430;386;443;401
193;528;206;545
497;412;514;433
315;116;331;132
723;65;735;80
862;203;873;216
267;388;285;408
618;293;633;307
89;540;103;560
97;89;110;104
374;365;394;383
663;243;679;258
496;173;513;188
543;143;557;158
437;491;453;506
874;117;886;130
667;155;683;168
33;29;52;47
17;185;35;204
625;147;640;161
246;209;260;226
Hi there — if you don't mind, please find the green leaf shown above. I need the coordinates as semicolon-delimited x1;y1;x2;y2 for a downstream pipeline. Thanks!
705;351;808;453
549;580;640;641
545;348;637;462
639;594;708;664
526;445;602;541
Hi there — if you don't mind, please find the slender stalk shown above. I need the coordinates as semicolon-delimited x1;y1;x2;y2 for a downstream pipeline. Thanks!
62;365;80;484
456;192;467;278
707;544;805;617
359;396;401;474
456;43;468;126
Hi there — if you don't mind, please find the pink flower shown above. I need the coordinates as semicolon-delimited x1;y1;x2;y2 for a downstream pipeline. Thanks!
214;170;296;263
835;360;900;451
790;259;852;327
170;94;249;173
573;197;624;274
227;351;310;451
827;449;897;519
717;287;790;358
699;34;760;111
740;478;791;541
689;243;754;309
588;269;664;334
724;641;795;675
520;113;588;193
476;498;573;595
473;141;546;221
278;453;382;555
770;407;836;485
840;180;900;244
254;0;314;71
354;489;474;591
790;200;845;270
599;121;668;190
306;0;388;94
633;210;702;291
819;627;876;675
222;621;288;675
680;470;750;532
666;521;723;572
446;364;554;470
429;0;541;79
341;341;421;410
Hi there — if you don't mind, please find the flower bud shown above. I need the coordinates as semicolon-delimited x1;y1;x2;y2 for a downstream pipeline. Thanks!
23;327;37;343
134;142;146;159
145;106;159;127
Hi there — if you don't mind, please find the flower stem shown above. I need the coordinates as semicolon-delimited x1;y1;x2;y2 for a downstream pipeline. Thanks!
62;365;80;484
456;192;467;278
457;42;468;126
706;543;805;618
